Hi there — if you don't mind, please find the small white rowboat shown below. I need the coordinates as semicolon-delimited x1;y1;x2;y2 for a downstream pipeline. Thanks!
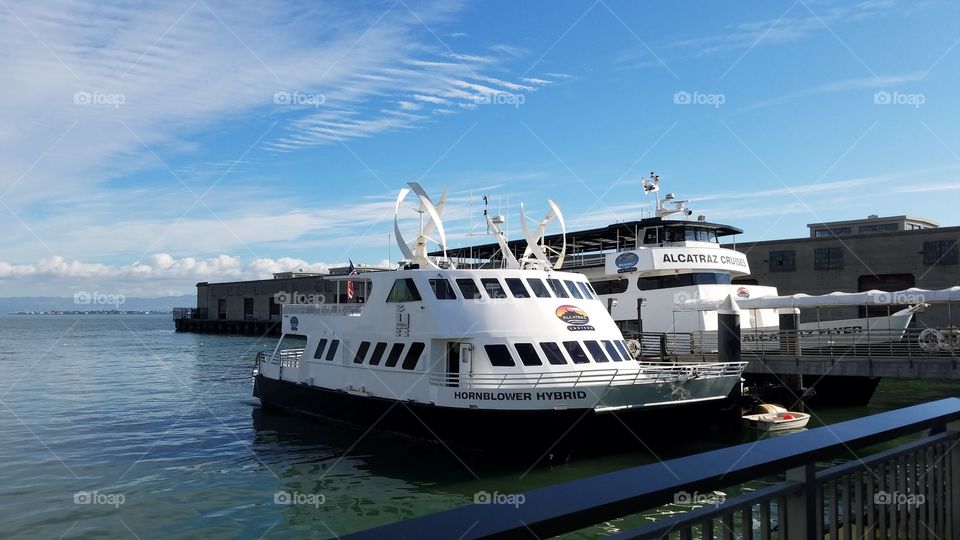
743;404;810;432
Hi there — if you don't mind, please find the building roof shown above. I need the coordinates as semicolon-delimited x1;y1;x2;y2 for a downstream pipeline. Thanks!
808;215;939;229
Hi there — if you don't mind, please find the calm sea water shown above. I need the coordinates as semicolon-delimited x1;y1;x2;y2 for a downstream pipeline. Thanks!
1;314;956;538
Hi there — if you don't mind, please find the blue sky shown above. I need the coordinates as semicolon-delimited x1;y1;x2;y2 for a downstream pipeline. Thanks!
1;0;959;296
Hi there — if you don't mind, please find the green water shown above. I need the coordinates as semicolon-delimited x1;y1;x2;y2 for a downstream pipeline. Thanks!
0;314;956;538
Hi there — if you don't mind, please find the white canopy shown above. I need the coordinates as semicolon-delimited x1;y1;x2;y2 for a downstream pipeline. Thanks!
676;286;960;311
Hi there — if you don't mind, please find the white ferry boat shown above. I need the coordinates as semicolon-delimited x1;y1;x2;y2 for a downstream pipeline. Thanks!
253;184;746;452
440;174;917;347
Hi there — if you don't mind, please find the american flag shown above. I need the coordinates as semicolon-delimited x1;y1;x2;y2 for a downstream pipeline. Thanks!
346;259;357;301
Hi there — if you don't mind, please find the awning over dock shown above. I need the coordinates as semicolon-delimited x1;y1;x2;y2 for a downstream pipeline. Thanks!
676;286;960;311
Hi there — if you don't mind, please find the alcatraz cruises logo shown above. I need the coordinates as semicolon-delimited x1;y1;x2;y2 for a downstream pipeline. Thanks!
614;251;639;273
556;305;594;331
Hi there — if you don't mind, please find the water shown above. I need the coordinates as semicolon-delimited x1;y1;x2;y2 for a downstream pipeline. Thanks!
1;315;956;538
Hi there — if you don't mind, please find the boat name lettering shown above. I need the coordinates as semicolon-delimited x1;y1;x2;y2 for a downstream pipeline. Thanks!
662;252;748;267
567;325;595;332
453;390;588;401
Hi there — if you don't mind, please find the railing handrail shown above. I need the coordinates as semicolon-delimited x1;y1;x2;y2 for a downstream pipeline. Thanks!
426;362;745;389
342;397;960;539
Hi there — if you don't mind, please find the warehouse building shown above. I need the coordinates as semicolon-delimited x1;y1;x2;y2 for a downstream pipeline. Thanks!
728;215;959;325
175;265;387;335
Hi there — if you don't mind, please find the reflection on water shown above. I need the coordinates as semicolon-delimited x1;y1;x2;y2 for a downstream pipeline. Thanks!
0;315;957;538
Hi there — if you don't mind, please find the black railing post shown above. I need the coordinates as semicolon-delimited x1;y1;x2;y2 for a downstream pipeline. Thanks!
779;307;800;359
718;295;741;365
785;463;816;537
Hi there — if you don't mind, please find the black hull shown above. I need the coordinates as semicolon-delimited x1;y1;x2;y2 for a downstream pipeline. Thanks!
744;374;881;408
254;375;741;457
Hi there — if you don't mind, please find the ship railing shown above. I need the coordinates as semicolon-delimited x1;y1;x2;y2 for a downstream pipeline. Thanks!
256;348;303;369
632;327;960;362
282;304;363;316
428;362;745;389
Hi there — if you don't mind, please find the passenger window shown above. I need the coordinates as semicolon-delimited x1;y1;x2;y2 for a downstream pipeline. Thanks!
584;340;609;362
481;278;508;298
514;343;543;366
429;278;458;300
402;342;425;370
368;342;388;365
577;282;594;300
616;340;632;360
325;340;339;361
353;341;371;363
540;342;567;365
526;278;552;298
504;278;530;298
385;343;405;367
387;278;422;302
456;278;483;299
563;341;590;364
603;340;623;362
564;280;583;299
313;338;328;359
547;279;569;298
484;344;516;367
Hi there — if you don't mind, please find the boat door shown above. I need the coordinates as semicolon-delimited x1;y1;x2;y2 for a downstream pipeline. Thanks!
445;342;473;387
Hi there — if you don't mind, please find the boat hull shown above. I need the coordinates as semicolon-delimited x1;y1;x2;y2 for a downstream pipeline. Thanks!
254;375;740;456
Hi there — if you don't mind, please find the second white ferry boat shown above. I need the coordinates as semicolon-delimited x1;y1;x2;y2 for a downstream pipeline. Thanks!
254;183;746;452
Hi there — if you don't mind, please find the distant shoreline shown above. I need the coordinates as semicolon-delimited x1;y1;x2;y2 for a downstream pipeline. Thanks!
11;310;169;315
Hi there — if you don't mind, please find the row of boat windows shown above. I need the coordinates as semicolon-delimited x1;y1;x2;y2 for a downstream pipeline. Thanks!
591;272;733;295
387;276;598;303
352;341;425;370
484;339;631;367
312;338;425;370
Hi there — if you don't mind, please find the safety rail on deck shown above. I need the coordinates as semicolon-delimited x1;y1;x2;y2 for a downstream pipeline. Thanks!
281;304;363;316
255;348;303;369
343;398;960;540
633;327;960;362
428;362;745;390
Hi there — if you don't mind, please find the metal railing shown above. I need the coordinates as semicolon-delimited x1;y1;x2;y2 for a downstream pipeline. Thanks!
343;398;960;539
256;348;303;369
428;362;746;389
633;327;960;363
282;304;362;316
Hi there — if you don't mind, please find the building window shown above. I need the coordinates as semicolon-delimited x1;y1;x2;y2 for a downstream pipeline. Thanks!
923;240;959;266
814;247;844;270
815;227;850;237
769;250;796;273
